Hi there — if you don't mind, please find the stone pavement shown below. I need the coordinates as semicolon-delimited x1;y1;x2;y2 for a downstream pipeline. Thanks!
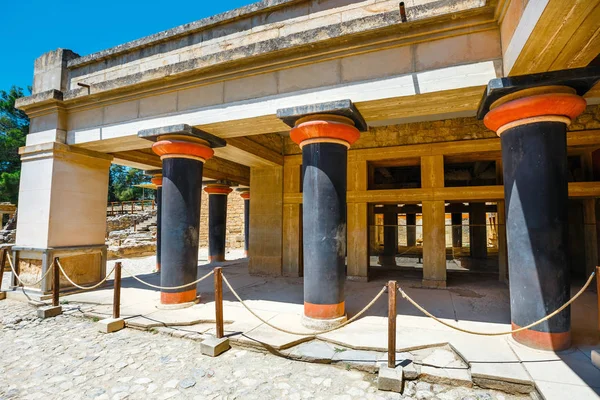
0;299;526;400
3;254;600;399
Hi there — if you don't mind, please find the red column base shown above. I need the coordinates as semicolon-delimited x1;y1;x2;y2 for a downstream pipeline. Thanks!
208;255;225;263
511;322;571;351
161;289;197;305
304;301;345;319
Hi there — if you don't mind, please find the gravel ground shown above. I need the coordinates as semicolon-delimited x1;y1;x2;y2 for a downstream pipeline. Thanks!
0;299;529;400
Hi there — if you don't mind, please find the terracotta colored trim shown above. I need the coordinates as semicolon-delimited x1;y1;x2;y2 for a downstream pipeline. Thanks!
298;137;351;149
240;192;250;200
511;322;571;351
304;301;345;319
152;139;214;161
489;85;576;110
156;262;160;272
160;154;207;163
208;254;225;262
160;289;196;305
484;93;586;132
496;116;571;136
290;120;360;147
151;177;163;186
204;186;233;195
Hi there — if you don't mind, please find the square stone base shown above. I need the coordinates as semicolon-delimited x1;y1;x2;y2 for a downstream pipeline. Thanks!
37;305;62;319
0;292;5;300
201;337;230;357
98;317;125;333
378;366;404;392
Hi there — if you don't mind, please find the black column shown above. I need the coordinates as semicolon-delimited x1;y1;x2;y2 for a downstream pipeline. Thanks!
243;195;250;257
156;185;162;271
302;142;347;319
161;157;203;304
205;186;230;262
406;213;417;247
469;203;487;259
502;121;570;348
380;207;398;266
451;212;462;248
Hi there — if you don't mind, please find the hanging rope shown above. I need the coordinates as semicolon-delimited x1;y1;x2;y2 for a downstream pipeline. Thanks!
221;273;386;336
120;265;214;290
55;259;116;290
6;252;55;286
398;270;597;336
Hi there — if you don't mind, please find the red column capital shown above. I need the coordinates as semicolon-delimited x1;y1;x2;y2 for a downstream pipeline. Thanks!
290;114;361;149
204;184;233;195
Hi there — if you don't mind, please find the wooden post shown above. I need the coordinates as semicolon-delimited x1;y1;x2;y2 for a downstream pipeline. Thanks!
388;280;397;368
0;248;6;293
596;265;600;334
121;202;124;214
113;262;122;319
52;257;60;307
141;200;145;212
131;202;134;214
214;267;224;339
134;218;137;232
111;203;114;216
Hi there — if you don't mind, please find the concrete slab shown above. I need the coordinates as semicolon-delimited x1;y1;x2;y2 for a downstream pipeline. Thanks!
288;340;336;362
332;349;383;372
420;365;472;387
377;366;403;393
470;363;534;394
98;317;125;333
535;380;600;400
240;322;311;350
201;337;230;357
37;305;62;319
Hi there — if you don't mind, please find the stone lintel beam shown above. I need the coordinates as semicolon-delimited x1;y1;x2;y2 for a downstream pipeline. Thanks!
138;124;226;148
277;99;368;132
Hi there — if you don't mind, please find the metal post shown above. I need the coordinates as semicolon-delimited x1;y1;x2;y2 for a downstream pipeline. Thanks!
388;280;397;368
52;257;60;307
113;262;122;319
214;267;224;339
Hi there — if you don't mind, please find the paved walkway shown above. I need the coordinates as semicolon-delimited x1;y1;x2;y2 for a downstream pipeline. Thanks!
3;254;600;399
0;299;525;400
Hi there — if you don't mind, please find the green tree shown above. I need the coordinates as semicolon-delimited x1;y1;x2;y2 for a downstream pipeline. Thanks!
0;86;29;204
108;165;151;202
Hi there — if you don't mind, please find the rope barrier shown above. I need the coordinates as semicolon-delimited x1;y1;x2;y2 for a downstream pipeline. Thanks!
6;252;55;286
56;259;116;290
398;270;597;336
221;273;387;336
120;265;214;290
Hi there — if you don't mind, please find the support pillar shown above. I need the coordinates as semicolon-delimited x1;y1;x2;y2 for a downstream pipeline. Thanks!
146;170;163;272
479;69;597;350
497;201;509;283
139;124;225;305
406;213;417;247
451;213;462;248
278;100;366;328
238;189;250;258
205;183;233;263
380;206;398;267
469;203;487;259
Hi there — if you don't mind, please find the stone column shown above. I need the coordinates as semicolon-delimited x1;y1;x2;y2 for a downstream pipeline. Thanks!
451;213;462;248
469;203;487;259
238;189;250;258
480;71;594;351
380;206;398;266
204;183;233;263
139;124;225;306
278;100;366;329
406;213;417;247
146;170;163;272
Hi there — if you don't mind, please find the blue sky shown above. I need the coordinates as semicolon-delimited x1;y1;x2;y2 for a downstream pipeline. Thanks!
0;0;256;92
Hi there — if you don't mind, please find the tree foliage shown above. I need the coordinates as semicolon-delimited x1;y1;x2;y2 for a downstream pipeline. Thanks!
0;86;29;203
108;165;152;202
0;85;152;205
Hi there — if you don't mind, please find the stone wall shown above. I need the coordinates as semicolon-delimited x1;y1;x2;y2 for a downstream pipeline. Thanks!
199;191;246;249
106;211;156;232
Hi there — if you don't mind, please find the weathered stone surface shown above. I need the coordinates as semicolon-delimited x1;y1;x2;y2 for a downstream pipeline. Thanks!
377;366;403;393
97;317;125;333
36;305;62;319
200;337;230;357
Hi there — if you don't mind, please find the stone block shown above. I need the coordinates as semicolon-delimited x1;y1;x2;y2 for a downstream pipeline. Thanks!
592;350;600;369
0;292;6;300
201;337;230;357
37;305;62;319
98;317;125;333
378;366;403;393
